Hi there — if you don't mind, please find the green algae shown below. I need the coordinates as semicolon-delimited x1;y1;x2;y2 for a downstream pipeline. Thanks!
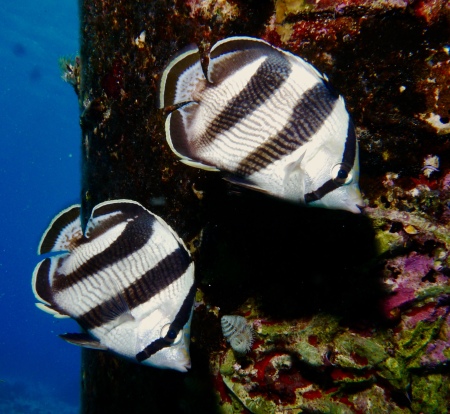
351;385;411;414
378;357;409;391
411;374;450;414
334;333;388;368
221;376;278;414
374;229;405;256
219;350;238;377
398;320;444;367
293;340;324;366
415;285;450;302
366;208;450;249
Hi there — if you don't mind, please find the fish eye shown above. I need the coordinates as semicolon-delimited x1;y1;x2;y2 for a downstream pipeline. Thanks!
160;323;182;345
331;163;353;185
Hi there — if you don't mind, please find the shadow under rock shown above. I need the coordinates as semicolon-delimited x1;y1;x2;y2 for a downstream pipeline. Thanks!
197;188;384;322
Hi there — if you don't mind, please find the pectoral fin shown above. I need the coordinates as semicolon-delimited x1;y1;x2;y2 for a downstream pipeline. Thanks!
223;175;270;194
59;333;108;350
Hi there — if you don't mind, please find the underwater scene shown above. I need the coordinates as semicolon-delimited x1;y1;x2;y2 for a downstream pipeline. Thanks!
2;0;450;413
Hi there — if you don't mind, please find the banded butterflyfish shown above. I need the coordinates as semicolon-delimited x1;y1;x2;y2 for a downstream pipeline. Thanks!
159;36;364;213
32;199;195;372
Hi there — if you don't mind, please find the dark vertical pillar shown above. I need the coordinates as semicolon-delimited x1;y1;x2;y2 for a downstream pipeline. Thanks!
78;1;211;412
77;1;273;412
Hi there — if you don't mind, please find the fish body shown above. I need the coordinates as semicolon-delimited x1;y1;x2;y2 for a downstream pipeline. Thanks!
159;36;363;213
32;199;195;372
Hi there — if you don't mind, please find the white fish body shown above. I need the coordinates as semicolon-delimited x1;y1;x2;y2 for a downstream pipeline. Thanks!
32;199;195;372
159;36;363;213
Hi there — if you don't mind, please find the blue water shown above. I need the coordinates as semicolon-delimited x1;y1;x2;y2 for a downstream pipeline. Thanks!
1;1;81;412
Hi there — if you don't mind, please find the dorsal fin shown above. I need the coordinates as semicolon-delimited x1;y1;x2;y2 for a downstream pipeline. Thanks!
38;205;82;254
207;37;275;84
159;44;203;109
32;257;68;317
84;200;129;239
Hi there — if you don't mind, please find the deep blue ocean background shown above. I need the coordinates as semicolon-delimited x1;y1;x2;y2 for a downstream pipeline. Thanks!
1;1;81;412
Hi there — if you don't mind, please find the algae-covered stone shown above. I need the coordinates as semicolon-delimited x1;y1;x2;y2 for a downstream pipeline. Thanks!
374;229;405;256
377;357;409;391
221;375;277;414
219;349;238;377
398;320;444;367
334;333;388;369
293;340;324;367
411;374;450;414
352;385;411;414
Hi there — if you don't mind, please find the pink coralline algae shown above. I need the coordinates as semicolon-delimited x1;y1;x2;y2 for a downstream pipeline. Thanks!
382;252;448;316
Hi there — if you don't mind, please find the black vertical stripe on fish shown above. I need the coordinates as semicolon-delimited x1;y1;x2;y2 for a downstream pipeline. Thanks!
304;179;341;204
34;258;55;304
135;283;196;362
167;283;196;335
341;119;357;167
53;213;155;292
124;243;191;308
33;257;68;315
304;120;356;204
38;205;81;254
136;338;169;363
159;46;201;108
198;52;292;148
236;83;339;176
85;202;142;239
209;37;275;62
77;245;191;329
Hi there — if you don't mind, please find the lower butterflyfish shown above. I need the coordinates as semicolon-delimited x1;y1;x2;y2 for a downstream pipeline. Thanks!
159;36;364;213
32;199;195;372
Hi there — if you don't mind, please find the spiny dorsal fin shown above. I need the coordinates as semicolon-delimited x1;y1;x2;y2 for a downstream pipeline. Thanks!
38;205;82;254
207;37;277;84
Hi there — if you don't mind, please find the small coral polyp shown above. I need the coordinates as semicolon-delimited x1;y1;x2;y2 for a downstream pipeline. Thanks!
221;315;254;353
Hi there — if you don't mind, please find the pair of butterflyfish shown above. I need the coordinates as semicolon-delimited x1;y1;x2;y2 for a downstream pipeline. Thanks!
33;37;364;373
160;36;363;213
33;200;195;372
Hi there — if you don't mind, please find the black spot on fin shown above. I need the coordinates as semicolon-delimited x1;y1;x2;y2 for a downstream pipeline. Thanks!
38;205;82;254
59;333;108;350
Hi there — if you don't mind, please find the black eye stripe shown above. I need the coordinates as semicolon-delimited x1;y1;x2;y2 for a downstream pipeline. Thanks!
304;179;340;203
304;119;356;204
135;284;196;363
